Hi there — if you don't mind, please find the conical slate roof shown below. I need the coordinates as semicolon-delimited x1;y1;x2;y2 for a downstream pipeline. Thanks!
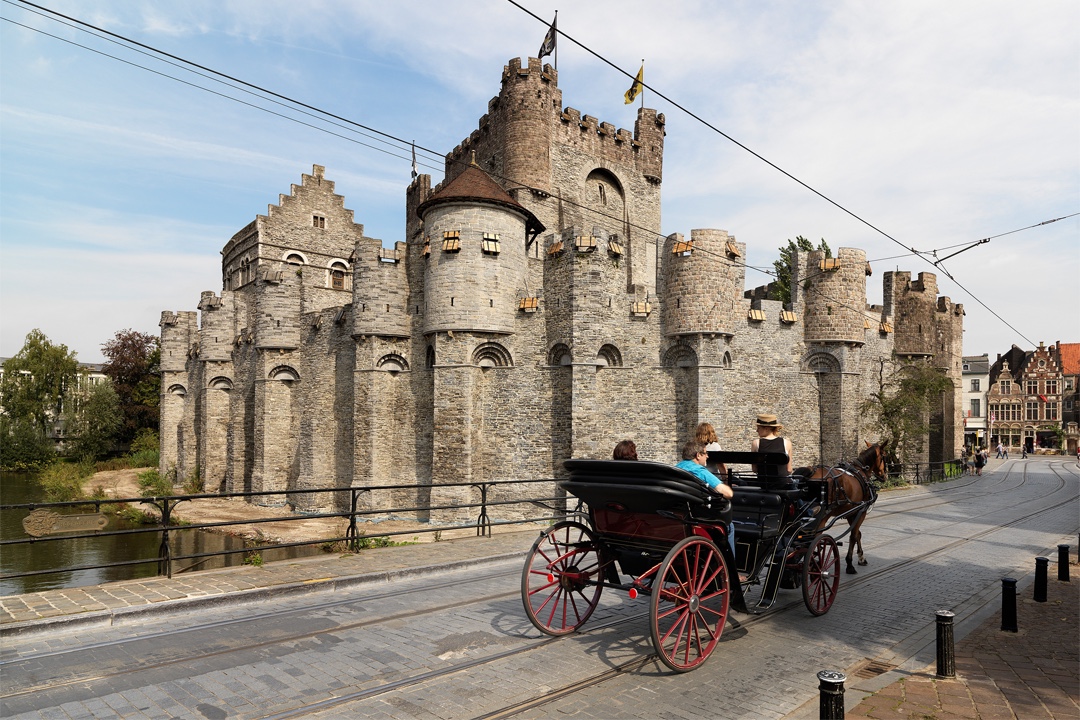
417;163;545;238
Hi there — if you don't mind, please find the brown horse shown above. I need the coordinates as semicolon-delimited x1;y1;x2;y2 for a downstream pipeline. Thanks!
807;441;888;574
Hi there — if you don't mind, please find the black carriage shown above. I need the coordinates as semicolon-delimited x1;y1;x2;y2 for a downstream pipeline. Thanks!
520;451;845;672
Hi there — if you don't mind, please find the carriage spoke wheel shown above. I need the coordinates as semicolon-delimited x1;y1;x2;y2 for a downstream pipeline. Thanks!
521;521;604;635
650;536;729;672
802;534;840;616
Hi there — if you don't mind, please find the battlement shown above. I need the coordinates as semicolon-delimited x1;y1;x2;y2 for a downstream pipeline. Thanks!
502;56;557;86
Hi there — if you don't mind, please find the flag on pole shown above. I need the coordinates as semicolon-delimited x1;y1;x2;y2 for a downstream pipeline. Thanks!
538;14;556;60
1039;394;1048;403
411;142;418;179
624;63;644;105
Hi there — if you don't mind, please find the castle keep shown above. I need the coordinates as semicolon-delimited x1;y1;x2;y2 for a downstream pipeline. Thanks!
160;57;964;517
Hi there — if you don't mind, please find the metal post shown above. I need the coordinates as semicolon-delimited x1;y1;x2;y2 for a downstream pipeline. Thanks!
1001;577;1018;632
1059;544;1071;582
817;670;845;719
1034;557;1049;602
936;610;955;678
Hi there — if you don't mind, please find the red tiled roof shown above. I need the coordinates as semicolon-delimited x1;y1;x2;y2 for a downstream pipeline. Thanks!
1058;342;1080;375
416;164;545;237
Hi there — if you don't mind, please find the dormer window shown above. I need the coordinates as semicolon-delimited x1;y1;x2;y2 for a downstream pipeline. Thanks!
312;214;326;229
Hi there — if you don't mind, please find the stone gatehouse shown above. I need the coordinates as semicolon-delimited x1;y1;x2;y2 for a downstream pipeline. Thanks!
160;56;964;519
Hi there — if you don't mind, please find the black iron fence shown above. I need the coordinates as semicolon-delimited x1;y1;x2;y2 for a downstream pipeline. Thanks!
1;480;570;586
887;458;966;485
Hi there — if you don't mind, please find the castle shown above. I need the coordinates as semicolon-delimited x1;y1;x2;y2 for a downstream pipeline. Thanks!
160;57;964;517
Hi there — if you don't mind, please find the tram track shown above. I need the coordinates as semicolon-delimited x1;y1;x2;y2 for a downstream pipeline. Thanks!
2;465;1075;719
254;472;1078;719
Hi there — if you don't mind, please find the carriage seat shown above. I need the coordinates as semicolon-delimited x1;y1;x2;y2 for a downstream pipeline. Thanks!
561;459;731;523
729;488;786;540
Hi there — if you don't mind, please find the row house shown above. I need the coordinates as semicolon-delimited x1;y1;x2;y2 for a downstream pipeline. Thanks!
962;353;989;449
987;342;1064;453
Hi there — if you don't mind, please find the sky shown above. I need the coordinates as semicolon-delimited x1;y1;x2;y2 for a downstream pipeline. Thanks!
1;0;1077;364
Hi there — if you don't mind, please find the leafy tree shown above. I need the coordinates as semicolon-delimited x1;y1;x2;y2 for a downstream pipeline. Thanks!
860;358;954;466
68;381;122;462
772;235;832;305
0;330;78;469
101;330;160;444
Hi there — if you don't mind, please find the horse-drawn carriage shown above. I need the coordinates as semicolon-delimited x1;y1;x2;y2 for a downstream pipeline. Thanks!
520;445;885;671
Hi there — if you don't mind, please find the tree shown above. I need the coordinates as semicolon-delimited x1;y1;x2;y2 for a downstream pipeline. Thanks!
0;329;79;432
860;358;954;467
68;381;122;461
101;330;160;444
772;235;832;305
0;330;80;469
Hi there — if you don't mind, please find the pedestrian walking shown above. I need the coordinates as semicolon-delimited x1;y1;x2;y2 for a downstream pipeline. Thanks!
995;442;1003;459
974;447;986;476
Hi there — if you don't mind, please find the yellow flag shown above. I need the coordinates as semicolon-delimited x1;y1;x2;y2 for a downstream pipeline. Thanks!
624;64;643;104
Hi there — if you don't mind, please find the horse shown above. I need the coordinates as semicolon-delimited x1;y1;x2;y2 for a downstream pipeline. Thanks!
806;441;888;574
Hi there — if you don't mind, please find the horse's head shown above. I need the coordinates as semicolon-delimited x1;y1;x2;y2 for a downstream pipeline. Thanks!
860;441;889;481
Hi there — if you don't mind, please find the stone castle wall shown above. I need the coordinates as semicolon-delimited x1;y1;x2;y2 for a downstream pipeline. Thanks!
161;57;963;517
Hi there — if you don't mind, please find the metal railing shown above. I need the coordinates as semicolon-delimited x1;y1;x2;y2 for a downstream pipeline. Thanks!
1;479;570;584
887;458;966;485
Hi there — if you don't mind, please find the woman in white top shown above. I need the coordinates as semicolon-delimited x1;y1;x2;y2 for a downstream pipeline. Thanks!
694;422;728;478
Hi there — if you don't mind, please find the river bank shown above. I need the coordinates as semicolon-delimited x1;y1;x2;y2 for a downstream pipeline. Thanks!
78;469;521;546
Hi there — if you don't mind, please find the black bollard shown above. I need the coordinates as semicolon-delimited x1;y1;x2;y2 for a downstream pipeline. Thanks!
935;610;955;678
1059;545;1071;582
1034;557;1048;602
818;670;846;720
1001;577;1018;632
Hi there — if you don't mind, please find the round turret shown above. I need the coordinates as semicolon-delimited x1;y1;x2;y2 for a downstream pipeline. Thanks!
802;247;867;344
418;164;543;334
661;229;743;336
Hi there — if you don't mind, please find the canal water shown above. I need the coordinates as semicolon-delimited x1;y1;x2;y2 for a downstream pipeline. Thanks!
1;471;318;596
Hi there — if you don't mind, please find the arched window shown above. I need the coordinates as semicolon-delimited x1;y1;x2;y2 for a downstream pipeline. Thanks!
167;384;187;397
285;253;305;266
662;344;697;368
330;261;348;290
268;366;300;385
426;345;436;369
377;354;408;374
803;352;841;374
596;344;622;368
207;377;233;391
473;342;512;369
722;351;732;369
548;343;572;367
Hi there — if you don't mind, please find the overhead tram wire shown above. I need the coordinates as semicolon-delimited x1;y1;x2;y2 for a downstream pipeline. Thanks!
12;0;1069;354
507;0;1080;349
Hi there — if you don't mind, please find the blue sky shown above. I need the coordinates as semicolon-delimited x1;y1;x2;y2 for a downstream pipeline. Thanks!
2;0;1077;363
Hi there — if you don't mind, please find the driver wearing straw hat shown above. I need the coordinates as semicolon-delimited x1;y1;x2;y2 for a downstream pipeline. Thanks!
750;414;793;479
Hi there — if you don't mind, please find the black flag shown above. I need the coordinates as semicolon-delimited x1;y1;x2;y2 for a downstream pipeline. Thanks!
538;14;556;60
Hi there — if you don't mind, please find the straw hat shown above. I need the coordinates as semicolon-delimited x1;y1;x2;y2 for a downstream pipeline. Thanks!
755;414;783;430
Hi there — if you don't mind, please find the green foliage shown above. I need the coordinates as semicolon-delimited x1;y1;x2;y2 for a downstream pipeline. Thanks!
861;359;955;466
772;236;832;305
242;551;264;567
0;416;55;471
101;330;160;445
350;534;415;550
36;460;95;502
137;467;172;497
182;466;203;495
68;381;123;462
0;329;79;433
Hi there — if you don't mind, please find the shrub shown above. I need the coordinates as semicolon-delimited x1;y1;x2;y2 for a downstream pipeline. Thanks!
182;467;203;495
128;449;159;468
137;468;172;497
36;460;95;502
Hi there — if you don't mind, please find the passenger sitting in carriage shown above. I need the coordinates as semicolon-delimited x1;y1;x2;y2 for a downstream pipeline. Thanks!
676;440;735;553
750;414;793;482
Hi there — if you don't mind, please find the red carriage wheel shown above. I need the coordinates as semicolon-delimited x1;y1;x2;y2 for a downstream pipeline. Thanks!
802;534;840;616
650;536;730;672
521;521;604;635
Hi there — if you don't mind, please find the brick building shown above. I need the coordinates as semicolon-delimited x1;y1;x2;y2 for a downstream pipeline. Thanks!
988;342;1067;453
160;57;963;517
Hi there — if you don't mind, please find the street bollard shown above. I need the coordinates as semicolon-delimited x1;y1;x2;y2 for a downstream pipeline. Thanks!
936;610;955;678
1059;545;1071;582
1001;577;1018;632
818;670;846;720
1034;557;1049;602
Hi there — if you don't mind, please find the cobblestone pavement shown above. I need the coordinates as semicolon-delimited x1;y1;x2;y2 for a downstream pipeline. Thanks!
2;459;1071;716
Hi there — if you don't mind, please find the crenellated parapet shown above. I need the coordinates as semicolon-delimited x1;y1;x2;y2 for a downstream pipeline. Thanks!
802;248;868;344
352;237;410;338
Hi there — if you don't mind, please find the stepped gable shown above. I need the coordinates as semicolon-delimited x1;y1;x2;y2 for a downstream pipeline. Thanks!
417;162;545;238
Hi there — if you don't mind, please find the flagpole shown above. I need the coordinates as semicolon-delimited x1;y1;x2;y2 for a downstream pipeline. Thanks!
639;58;644;108
554;10;558;71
